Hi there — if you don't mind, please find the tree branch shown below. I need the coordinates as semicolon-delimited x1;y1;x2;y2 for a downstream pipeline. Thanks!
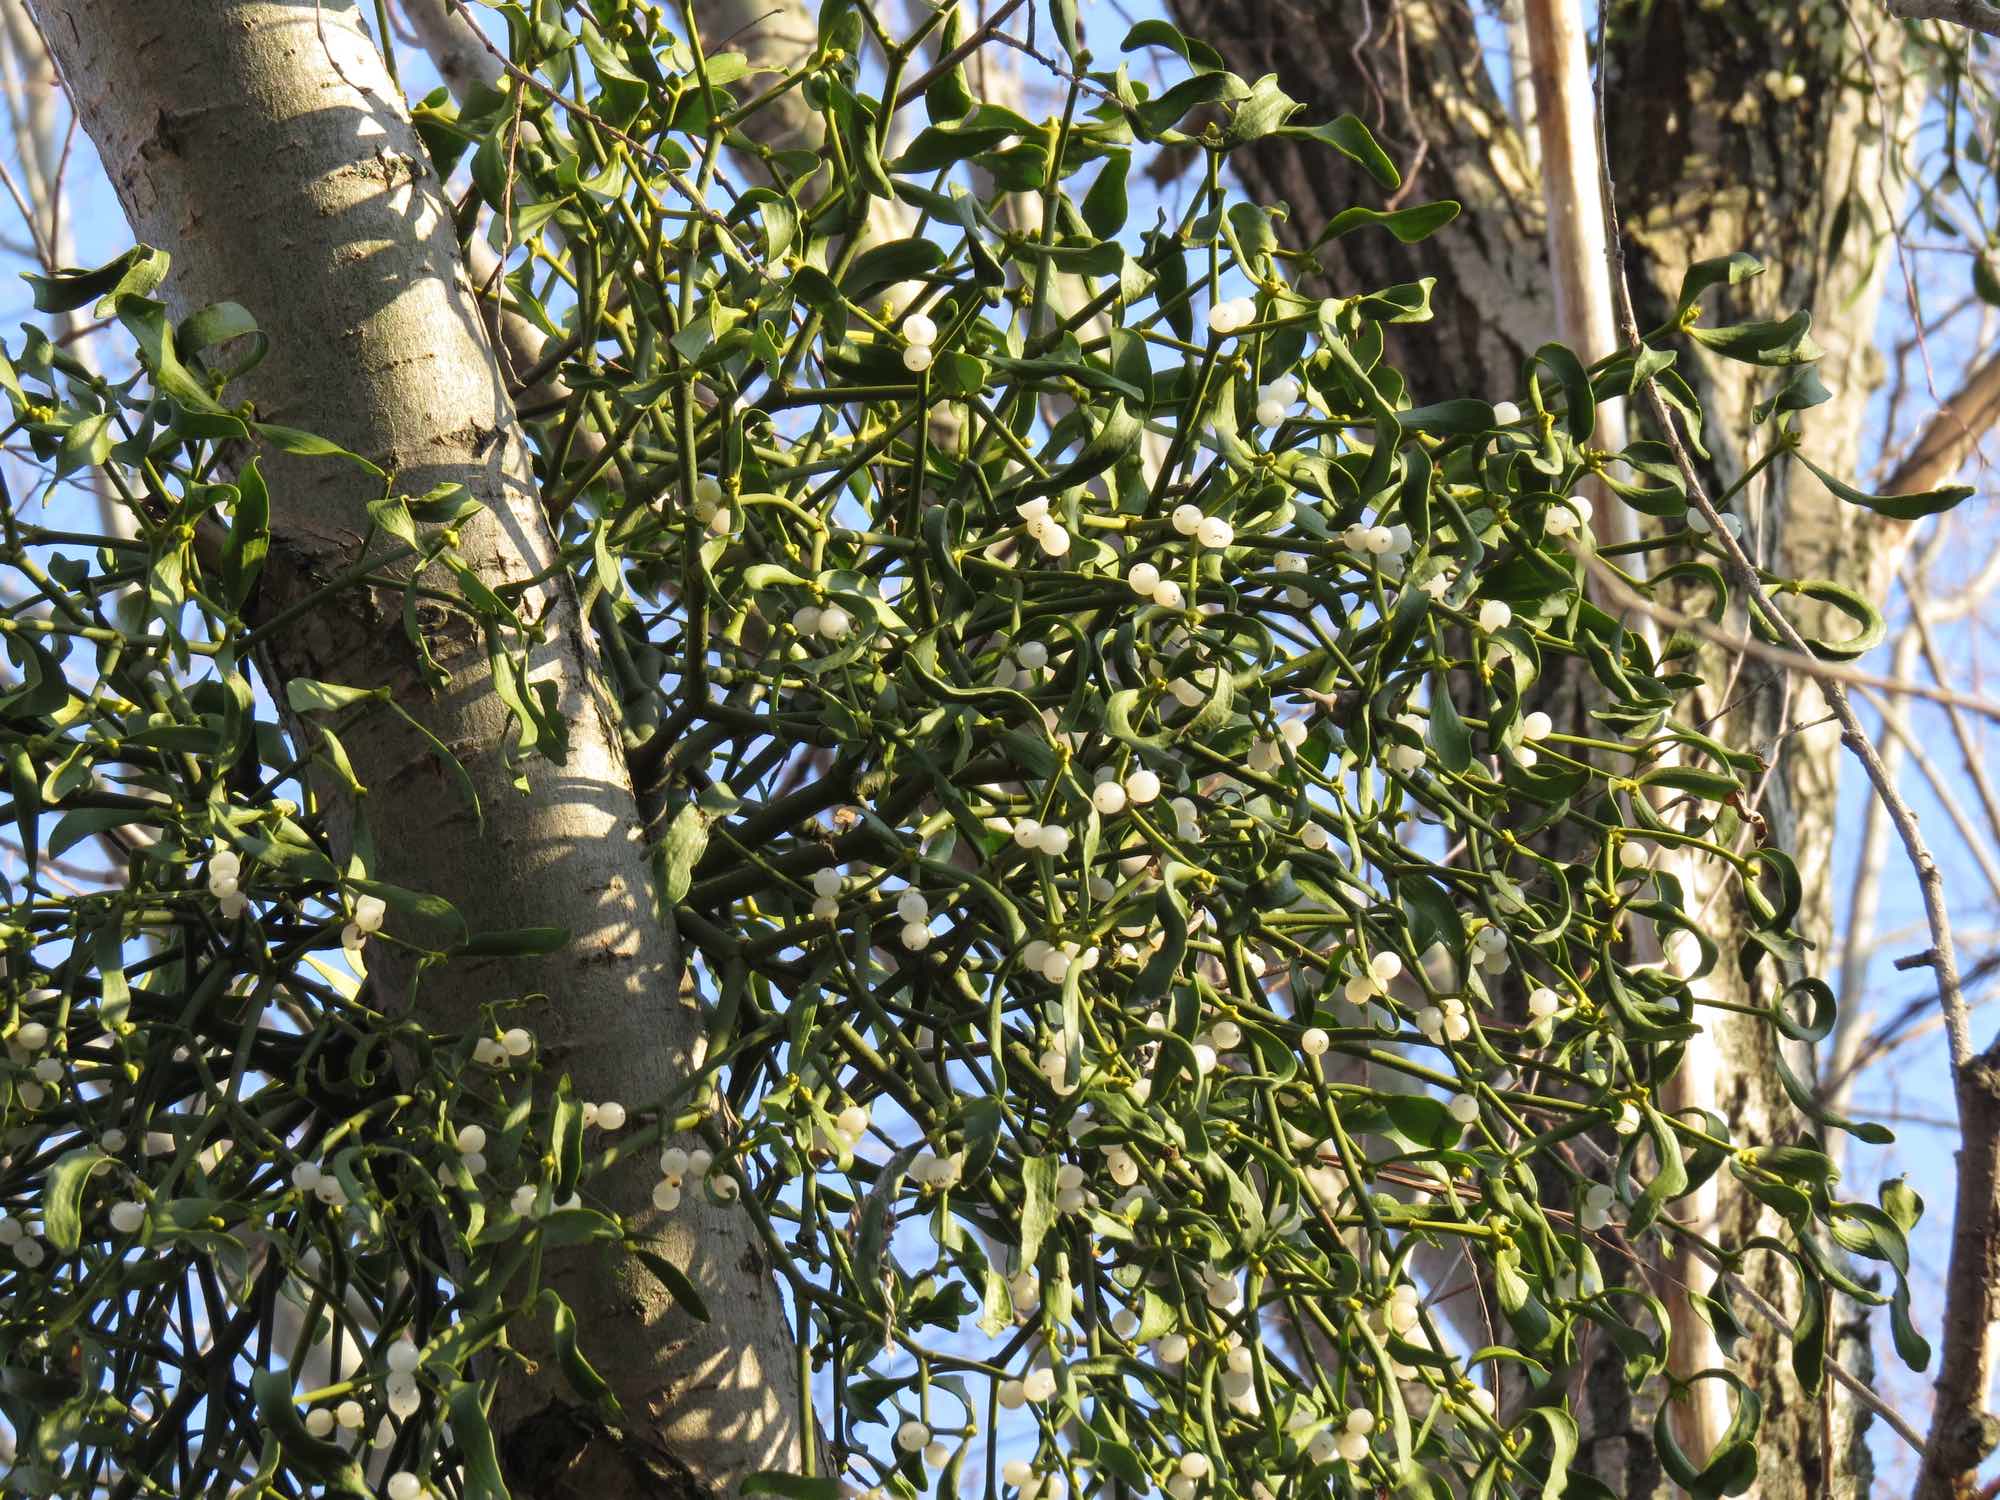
1884;0;2000;40
1577;551;2000;721
395;0;499;95
1522;0;1633;547
1882;345;2000;495
1619;331;1992;1500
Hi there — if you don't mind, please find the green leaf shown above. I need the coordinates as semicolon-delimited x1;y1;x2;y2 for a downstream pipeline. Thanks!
1601;439;1687;515
8;742;38;890
1516;1407;1580;1498
1652;1369;1761;1498
1225;202;1279;268
653;801;710;913
453;926;571;958
1051;0;1083;60
50;806;167;861
1081;150;1131;240
841;238;947;301
350;879;471;951
742;562;813;591
1493;1241;1554;1350
412;86;476;176
551;1088;583;1194
1977;255;2000;308
1880;1176;1923;1235
537;1288;622;1419
1751;365;1832;424
44;1147;109;1254
923;4;976;121
630;1243;713;1322
1398;872;1465;957
1036;400;1143;495
1402;398;1499;435
1746;575;1884;662
1276;115;1398;188
1352;279;1436;323
1427;674;1471;773
1673;252;1764;321
891;124;1022;174
116;296;233;416
1795;448;1975;521
1636;765;1738;801
447;1384;514;1500
1120;19;1225;72
55;411;114;479
1383;1093;1452;1149
1225;75;1301;145
1686;307;1822;367
223;459;270;609
25;244;170;315
1529;341;1597;442
1314;200;1459;247
1627;1105;1689;1235
253;421;384;474
31;1392;109;1470
1019;1153;1063;1268
448;558;519;624
538;1206;623;1248
384;698;483;832
179;301;268;385
285;678;383;715
0;345;24;411
1129;72;1249;140
1891;1276;1932;1372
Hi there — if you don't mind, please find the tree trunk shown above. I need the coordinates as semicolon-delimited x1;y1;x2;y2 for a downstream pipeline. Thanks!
29;3;801;1494
1176;2;1917;1493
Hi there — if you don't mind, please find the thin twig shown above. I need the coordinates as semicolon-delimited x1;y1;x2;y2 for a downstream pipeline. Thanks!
439;0;779;286
1583;21;1991;1481
1857;683;2000;906
1570;1129;1929;1457
1906;563;2000;840
1610;282;1992;1500
1576;549;2000;722
894;0;1029;108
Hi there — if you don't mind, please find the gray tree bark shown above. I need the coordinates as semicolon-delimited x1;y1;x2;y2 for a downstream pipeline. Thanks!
28;3;802;1494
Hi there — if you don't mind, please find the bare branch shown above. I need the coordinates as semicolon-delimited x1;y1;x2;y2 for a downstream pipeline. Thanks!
1907;560;2000;852
1858;682;2000;905
1829;626;1918;1135
895;0;1029;108
1882;345;2000;495
1578;550;2000;721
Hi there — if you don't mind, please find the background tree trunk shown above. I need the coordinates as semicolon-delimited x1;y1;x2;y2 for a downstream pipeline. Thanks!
1171;2;1920;1493
27;3;802;1494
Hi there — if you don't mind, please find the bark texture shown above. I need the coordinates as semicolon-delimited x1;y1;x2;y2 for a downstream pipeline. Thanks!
1173;1;1919;1493
29;3;801;1494
1918;1050;2000;1499
1158;0;1554;395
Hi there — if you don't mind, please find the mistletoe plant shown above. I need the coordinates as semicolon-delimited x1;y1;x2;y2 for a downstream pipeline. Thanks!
0;4;1964;1500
